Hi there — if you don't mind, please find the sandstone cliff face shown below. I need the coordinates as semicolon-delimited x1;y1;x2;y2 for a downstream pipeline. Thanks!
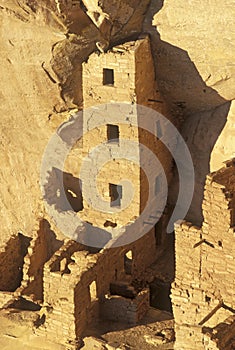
211;101;235;172
144;0;235;224
151;0;235;110
0;0;234;242
0;3;65;244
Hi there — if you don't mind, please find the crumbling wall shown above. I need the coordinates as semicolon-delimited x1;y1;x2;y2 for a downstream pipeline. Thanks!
41;244;125;346
38;240;84;348
203;315;235;350
100;288;149;324
172;162;235;350
20;220;63;301
0;233;30;292
39;228;157;346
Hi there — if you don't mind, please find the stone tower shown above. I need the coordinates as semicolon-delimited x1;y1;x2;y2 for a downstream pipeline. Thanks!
79;35;169;231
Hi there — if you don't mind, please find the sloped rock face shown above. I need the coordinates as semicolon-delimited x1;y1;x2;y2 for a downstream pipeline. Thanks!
211;101;235;171
82;0;151;40
0;0;234;241
143;0;234;224
0;2;66;244
171;101;231;225
162;0;233;105
144;0;234;114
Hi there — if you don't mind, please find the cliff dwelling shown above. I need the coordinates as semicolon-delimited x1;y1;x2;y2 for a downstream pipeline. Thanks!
0;1;234;350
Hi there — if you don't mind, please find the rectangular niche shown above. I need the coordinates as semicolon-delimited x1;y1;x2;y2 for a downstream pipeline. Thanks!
107;124;119;143
103;68;114;86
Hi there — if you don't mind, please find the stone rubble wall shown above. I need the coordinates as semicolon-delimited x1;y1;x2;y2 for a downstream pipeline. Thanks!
0;233;29;292
40;229;157;344
172;163;235;350
100;288;150;324
19;220;63;302
203;315;235;350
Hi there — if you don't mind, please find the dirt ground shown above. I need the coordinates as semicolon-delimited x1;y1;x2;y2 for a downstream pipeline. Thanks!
0;307;174;350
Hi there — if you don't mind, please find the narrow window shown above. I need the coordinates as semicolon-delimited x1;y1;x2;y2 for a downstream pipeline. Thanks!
156;120;163;139
109;183;122;207
155;175;162;195
89;280;97;301
124;250;133;275
103;68;114;86
107;124;119;143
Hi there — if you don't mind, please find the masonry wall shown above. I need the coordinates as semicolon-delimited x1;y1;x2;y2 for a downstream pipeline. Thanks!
135;37;173;218
39;228;157;345
79;36;173;237
38;37;170;348
39;240;83;348
0;233;30;292
20;220;63;302
172;163;235;350
82;43;136;109
41;244;125;346
100;288;149;324
135;35;162;111
78;111;141;228
203;315;235;350
80;40;141;229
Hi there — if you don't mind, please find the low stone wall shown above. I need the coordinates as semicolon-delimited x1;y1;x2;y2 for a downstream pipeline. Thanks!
100;288;150;324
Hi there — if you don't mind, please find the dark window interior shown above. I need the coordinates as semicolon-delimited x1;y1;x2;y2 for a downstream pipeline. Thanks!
107;124;119;143
150;278;172;313
103;68;114;85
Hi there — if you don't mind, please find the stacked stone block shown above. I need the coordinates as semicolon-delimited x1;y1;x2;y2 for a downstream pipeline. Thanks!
172;162;235;349
0;233;29;292
38;228;158;345
79;35;173;231
100;288;150;324
20;220;63;301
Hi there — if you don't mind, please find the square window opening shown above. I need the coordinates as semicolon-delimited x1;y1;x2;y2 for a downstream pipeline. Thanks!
107;124;119;143
103;68;114;86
